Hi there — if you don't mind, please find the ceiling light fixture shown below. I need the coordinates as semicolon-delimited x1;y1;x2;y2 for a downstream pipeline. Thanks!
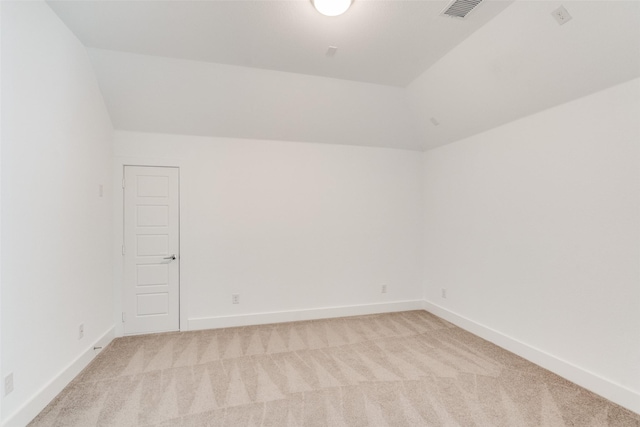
313;0;352;17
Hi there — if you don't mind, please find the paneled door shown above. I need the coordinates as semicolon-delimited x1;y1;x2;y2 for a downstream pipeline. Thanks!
123;166;179;335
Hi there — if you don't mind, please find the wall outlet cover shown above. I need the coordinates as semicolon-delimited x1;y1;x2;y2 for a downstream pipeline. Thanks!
4;373;14;396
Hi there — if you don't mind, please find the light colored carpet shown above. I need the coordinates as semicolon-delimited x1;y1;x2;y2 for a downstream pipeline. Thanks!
30;310;639;426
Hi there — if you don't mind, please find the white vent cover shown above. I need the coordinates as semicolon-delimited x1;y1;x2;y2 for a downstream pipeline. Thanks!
441;0;483;19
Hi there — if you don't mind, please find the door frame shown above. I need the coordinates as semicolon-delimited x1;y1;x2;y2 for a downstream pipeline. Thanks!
114;157;186;337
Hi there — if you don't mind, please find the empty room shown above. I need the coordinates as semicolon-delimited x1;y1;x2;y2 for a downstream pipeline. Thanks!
1;0;639;425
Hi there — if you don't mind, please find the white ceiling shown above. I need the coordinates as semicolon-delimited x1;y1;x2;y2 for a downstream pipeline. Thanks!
47;0;640;150
408;0;640;149
47;0;514;87
86;48;426;149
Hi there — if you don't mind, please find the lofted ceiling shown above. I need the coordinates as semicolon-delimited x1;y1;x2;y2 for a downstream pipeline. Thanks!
47;0;514;87
47;0;640;151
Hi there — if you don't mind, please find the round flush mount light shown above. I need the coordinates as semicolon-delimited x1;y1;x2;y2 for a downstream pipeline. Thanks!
313;0;352;16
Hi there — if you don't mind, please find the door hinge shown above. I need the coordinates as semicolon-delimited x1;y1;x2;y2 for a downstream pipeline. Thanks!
122;245;126;255
122;312;126;323
122;178;125;189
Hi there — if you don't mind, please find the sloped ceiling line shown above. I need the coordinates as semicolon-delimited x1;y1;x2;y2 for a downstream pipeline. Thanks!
51;0;640;151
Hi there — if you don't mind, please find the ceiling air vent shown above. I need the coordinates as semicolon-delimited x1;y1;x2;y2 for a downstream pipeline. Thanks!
441;0;483;19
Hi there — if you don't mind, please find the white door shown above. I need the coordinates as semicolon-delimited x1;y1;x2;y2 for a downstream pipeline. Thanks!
123;166;180;335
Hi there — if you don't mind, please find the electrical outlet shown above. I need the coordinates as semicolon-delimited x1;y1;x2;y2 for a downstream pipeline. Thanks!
232;294;240;304
4;373;14;396
441;288;447;299
78;323;84;340
381;284;387;294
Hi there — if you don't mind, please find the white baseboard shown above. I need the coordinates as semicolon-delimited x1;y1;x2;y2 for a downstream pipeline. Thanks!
188;300;424;331
2;326;115;427
422;300;640;415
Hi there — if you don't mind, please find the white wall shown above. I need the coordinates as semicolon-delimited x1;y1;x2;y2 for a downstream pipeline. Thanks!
1;2;115;425
114;131;424;330
0;1;3;423
88;49;423;150
422;78;640;412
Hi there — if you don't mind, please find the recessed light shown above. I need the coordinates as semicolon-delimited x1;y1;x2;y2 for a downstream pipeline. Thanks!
313;0;352;17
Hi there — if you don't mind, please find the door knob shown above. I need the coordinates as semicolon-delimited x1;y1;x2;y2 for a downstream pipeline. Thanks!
164;254;176;260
